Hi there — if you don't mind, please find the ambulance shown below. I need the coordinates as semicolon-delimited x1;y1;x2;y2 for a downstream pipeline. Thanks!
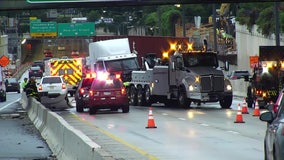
44;57;83;96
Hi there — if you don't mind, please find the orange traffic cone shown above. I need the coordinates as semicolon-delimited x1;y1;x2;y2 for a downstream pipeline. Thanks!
241;97;249;114
146;107;157;128
253;99;260;116
234;103;245;123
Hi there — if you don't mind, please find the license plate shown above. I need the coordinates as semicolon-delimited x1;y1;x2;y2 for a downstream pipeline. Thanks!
49;86;54;89
104;92;111;95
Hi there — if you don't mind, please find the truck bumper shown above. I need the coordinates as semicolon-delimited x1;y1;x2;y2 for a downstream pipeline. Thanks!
189;92;232;102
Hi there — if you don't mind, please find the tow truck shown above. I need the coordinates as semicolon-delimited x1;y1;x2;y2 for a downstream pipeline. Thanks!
128;41;233;108
246;46;284;108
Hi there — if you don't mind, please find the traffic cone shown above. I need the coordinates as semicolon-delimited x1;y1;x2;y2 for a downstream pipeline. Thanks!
234;103;245;123
146;107;157;128
253;99;260;116
241;97;249;114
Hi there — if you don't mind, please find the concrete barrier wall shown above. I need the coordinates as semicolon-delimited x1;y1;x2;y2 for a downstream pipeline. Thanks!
21;93;108;160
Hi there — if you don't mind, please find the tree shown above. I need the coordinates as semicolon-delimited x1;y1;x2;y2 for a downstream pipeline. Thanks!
235;2;283;37
255;6;274;36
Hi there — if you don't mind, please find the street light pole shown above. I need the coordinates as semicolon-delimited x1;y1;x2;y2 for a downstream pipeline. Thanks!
182;5;186;37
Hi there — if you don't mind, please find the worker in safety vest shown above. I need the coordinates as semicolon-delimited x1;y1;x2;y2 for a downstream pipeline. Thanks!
21;78;28;92
25;77;40;101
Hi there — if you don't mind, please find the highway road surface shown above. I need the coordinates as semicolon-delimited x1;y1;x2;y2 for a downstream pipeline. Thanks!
56;96;267;160
0;91;55;160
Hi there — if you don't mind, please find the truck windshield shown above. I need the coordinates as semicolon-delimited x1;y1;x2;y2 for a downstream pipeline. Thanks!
105;58;139;72
183;53;218;67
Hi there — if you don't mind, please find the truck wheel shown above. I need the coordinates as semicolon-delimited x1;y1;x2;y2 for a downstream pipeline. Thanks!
76;102;84;112
129;85;137;106
144;85;151;106
178;89;191;108
219;95;232;109
137;86;143;106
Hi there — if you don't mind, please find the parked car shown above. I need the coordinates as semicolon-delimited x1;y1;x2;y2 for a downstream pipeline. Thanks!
29;66;43;78
38;76;68;110
5;78;20;93
260;89;284;160
0;81;6;102
88;75;129;114
75;76;95;112
228;70;250;80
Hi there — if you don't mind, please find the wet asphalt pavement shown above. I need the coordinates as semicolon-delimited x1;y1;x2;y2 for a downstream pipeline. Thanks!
0;100;55;160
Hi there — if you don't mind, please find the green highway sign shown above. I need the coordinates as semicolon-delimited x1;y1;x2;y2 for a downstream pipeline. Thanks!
30;21;57;37
58;23;95;37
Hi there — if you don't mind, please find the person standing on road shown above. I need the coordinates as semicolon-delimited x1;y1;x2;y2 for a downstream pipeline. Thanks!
25;77;40;102
21;78;28;92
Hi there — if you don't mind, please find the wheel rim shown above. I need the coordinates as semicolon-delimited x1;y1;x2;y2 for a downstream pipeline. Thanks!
145;87;150;103
137;87;143;105
130;86;136;105
179;92;185;105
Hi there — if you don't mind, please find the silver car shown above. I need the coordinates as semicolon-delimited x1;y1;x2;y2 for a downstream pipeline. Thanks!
260;89;284;160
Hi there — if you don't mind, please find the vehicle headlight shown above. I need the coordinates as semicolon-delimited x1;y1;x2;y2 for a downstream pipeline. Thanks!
226;84;232;91
189;85;194;91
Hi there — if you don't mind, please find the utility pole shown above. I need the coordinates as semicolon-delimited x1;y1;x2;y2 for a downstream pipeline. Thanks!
274;2;280;46
182;5;186;37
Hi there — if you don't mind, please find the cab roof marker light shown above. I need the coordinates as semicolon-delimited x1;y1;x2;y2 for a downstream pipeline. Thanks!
162;52;169;59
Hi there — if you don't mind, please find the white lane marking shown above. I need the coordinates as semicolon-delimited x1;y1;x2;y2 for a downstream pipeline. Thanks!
227;130;240;134
200;123;209;127
162;113;168;116
178;118;186;121
0;98;21;111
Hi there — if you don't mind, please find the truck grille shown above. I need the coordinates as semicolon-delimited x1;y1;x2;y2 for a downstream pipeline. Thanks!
200;75;224;92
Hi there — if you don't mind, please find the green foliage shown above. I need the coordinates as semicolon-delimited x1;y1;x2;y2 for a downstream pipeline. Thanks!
161;8;181;36
255;6;274;36
236;2;279;36
280;12;284;33
86;10;100;22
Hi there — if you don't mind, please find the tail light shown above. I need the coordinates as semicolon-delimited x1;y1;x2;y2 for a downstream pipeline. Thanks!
115;74;121;79
89;90;94;96
80;88;85;94
62;83;66;89
39;69;43;73
38;84;42;91
121;87;126;95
